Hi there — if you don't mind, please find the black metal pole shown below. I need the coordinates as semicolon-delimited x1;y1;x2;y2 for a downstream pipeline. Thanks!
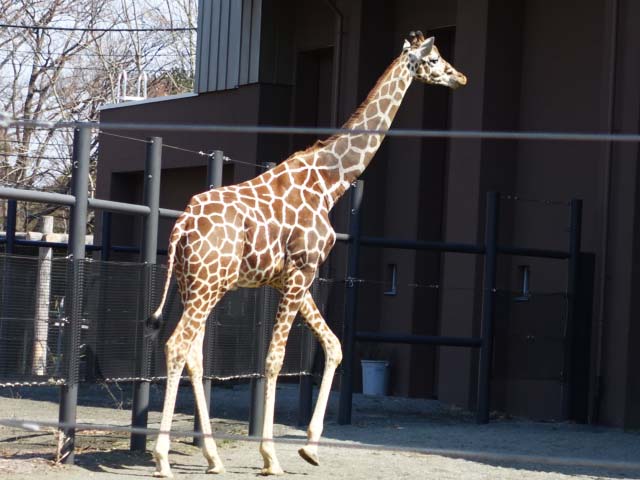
194;150;223;446
249;287;271;436
58;126;90;464
476;191;499;424
297;375;314;427
0;199;17;374
100;211;112;262
249;162;276;437
297;274;320;427
207;150;224;190
338;180;364;425
95;211;112;384
130;136;162;452
297;279;324;427
563;198;582;419
5;199;16;254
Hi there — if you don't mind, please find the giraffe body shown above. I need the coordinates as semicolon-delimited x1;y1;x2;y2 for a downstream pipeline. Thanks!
150;32;466;477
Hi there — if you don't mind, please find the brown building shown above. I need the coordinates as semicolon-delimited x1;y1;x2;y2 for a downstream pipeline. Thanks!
97;0;640;429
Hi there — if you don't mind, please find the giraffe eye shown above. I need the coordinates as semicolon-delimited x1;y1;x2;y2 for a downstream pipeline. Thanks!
428;57;438;65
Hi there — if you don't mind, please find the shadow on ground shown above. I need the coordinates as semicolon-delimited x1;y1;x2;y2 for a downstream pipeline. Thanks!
2;382;640;479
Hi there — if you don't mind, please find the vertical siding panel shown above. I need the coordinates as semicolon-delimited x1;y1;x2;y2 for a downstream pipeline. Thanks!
208;0;222;91
249;0;262;83
195;0;210;93
217;0;231;89
239;0;252;85
196;0;261;92
227;0;243;88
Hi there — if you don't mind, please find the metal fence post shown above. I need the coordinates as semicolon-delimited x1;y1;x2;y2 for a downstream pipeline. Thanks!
0;199;17;374
298;374;314;427
5;199;16;254
249;289;269;436
130;136;162;452
338;180;364;425
476;191;499;424
32;216;54;376
194;150;224;446
297;284;316;427
249;161;276;437
563;198;583;420
207;150;224;190
58;126;90;464
100;211;112;262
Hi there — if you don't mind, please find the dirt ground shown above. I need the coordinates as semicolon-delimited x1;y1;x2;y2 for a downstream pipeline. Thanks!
0;382;639;480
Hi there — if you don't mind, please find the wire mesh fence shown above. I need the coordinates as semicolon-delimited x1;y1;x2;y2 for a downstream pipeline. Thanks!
0;254;330;387
0;248;571;389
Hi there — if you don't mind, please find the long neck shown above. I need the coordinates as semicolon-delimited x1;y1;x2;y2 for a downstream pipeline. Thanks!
315;54;413;208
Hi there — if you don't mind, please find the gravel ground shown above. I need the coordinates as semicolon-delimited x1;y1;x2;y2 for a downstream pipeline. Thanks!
0;382;639;479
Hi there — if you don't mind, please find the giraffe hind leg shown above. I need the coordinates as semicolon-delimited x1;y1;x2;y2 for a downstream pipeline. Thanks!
297;291;342;466
153;296;222;477
186;331;225;474
153;327;187;478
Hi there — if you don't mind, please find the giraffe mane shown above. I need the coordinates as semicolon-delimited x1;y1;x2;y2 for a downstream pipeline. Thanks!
300;53;405;155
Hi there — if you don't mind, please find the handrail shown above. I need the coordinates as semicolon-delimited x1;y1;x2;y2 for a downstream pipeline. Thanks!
0;186;182;218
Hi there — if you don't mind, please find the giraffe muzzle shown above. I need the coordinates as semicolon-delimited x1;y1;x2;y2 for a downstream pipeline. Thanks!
450;71;468;89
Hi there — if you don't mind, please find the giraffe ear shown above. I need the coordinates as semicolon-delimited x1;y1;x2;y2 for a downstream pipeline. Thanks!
419;36;435;57
402;39;411;51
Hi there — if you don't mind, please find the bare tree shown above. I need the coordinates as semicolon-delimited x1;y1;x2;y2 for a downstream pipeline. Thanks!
0;0;197;232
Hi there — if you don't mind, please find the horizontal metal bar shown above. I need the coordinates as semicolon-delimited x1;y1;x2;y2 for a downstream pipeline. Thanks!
111;245;140;253
337;233;569;260
360;236;485;254
0;186;75;206
16;239;87;249
108;245;170;255
14;118;640;143
0;238;100;250
0;186;183;219
0;238;170;257
356;331;482;348
87;198;150;216
336;233;483;255
159;208;182;219
497;245;570;259
0;188;568;260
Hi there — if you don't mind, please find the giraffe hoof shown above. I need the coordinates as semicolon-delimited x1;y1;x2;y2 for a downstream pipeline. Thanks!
153;469;174;478
206;465;226;474
298;447;320;466
260;466;285;476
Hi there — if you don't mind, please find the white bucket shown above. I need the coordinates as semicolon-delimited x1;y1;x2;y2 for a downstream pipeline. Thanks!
361;360;390;396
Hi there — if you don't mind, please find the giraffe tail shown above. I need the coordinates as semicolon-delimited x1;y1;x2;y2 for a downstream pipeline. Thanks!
144;215;186;341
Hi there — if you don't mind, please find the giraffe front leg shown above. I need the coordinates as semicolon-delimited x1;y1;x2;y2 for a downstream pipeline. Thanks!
259;280;309;475
259;348;286;476
298;292;342;466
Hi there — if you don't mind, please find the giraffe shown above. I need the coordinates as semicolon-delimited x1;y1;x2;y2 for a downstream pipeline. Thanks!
147;31;466;477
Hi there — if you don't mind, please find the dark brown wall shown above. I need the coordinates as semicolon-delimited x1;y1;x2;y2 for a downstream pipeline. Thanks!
98;87;263;250
97;0;640;428
331;0;462;397
438;0;640;428
598;0;640;429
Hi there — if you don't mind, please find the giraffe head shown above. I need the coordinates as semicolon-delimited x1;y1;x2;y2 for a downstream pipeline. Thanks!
403;31;467;89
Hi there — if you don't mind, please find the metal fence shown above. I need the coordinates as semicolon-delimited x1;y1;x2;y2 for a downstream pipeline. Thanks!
0;255;323;385
0;118;589;465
